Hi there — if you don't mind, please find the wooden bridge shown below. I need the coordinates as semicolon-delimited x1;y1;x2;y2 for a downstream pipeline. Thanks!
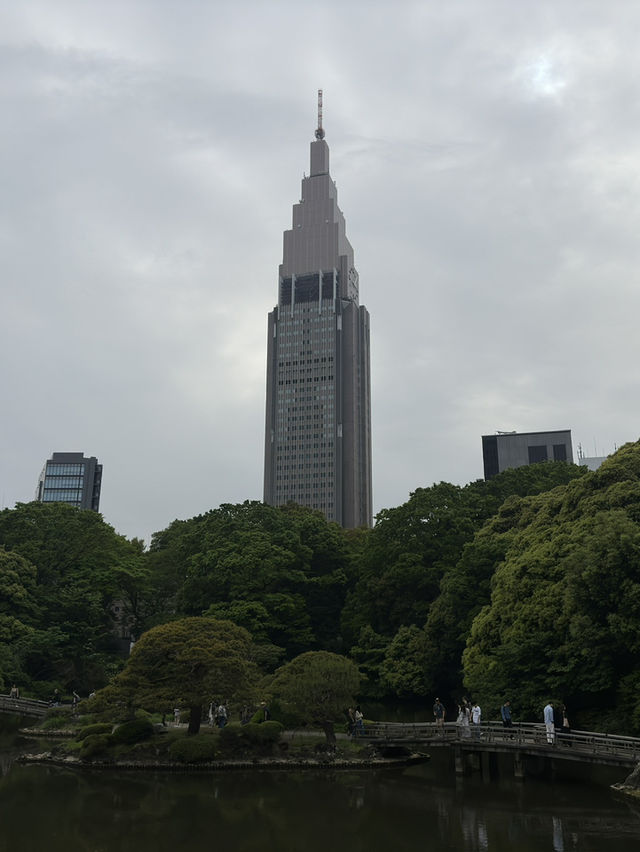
0;695;50;719
362;721;640;775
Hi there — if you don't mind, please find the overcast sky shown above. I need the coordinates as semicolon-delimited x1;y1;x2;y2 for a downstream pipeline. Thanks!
2;0;639;543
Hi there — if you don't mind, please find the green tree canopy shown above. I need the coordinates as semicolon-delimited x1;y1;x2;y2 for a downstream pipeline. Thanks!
462;442;640;730
146;501;358;661
269;650;361;743
0;502;147;695
94;617;258;734
340;463;586;696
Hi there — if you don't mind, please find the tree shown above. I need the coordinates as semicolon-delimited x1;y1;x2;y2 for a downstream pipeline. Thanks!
379;625;428;698
0;549;38;689
145;501;356;659
0;502;146;694
269;650;360;744
462;442;640;729
96;617;258;734
341;464;585;651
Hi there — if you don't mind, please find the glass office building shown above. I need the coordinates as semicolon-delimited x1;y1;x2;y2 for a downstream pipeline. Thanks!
36;452;102;511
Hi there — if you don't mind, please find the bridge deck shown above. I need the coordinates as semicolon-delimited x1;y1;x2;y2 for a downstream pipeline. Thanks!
362;721;640;768
0;695;50;718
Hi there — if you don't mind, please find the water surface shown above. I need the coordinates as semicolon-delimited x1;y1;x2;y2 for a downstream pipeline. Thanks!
0;756;638;851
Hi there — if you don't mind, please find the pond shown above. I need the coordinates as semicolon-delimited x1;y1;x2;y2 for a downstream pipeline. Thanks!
0;750;638;851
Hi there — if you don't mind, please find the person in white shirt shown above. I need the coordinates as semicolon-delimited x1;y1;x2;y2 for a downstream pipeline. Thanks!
543;701;555;743
471;702;482;737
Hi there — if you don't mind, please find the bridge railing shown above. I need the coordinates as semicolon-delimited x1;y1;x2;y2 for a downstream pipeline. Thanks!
0;695;50;718
360;720;640;761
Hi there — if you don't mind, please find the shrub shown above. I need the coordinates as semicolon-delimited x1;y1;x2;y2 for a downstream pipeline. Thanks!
243;721;283;745
267;699;303;729
218;722;244;752
39;708;74;730
219;721;283;755
80;733;112;760
110;718;154;745
168;735;218;763
76;723;112;741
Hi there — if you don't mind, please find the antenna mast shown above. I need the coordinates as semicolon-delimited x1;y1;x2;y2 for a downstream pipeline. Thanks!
315;89;325;140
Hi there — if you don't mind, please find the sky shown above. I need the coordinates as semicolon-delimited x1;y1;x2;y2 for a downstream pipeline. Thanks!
2;0;640;544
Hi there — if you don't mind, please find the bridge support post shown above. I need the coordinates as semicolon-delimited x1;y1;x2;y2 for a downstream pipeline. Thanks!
454;746;465;776
514;752;524;780
480;751;493;783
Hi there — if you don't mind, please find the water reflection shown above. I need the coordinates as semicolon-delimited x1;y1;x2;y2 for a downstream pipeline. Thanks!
0;761;638;852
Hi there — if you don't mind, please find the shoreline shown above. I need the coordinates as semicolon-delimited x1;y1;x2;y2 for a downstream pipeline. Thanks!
16;751;430;772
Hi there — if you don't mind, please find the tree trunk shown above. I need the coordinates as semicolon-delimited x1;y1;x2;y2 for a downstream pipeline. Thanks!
321;720;336;747
188;704;202;735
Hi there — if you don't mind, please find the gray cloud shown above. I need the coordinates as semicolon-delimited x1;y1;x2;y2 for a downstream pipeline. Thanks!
1;1;639;540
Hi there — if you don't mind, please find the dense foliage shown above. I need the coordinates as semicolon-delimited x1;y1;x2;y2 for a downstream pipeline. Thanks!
462;443;640;729
93;617;257;733
269;650;361;743
3;449;640;735
0;502;147;696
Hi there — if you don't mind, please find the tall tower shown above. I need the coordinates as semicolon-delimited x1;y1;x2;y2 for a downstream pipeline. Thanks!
264;93;372;528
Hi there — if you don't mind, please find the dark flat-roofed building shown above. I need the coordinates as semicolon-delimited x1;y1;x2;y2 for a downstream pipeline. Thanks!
482;430;573;479
263;94;372;527
35;451;102;511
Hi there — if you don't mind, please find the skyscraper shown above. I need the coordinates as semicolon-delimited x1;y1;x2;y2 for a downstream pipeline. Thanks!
263;93;372;527
35;451;103;511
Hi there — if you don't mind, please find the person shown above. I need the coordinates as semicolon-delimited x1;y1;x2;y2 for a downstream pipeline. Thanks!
208;702;215;726
457;699;471;737
543;701;555;744
345;707;356;736
561;705;571;746
500;700;513;728
217;703;228;728
471;701;482;738
9;685;19;699
354;706;365;736
173;707;181;726
553;702;564;740
433;697;446;733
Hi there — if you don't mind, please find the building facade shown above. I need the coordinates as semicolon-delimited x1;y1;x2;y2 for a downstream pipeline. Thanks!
35;451;102;511
482;430;573;479
263;102;372;527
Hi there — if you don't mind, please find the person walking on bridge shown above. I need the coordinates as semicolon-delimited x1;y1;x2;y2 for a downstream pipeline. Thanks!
500;700;513;728
433;698;446;734
471;701;482;738
543;701;555;744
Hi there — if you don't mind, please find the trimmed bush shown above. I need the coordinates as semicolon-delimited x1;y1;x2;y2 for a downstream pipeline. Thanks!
80;733;112;760
266;699;302;729
76;723;112;741
168;735;218;763
243;721;283;745
110;718;154;745
219;720;283;755
218;722;244;751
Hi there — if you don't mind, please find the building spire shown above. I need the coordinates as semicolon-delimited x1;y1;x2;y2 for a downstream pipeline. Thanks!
315;89;325;140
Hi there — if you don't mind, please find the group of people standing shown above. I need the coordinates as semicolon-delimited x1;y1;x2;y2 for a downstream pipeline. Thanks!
346;706;365;736
456;698;482;737
433;696;570;742
207;701;229;728
433;697;482;737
